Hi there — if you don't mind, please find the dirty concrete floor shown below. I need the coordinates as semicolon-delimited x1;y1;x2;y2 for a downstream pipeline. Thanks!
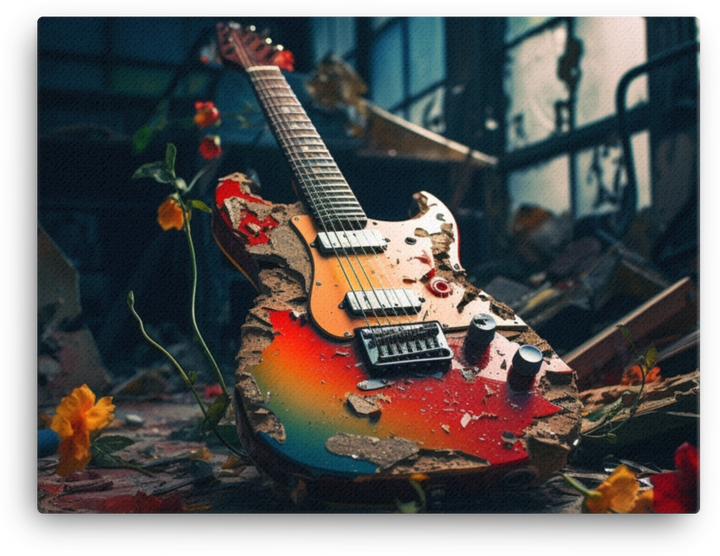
38;393;584;514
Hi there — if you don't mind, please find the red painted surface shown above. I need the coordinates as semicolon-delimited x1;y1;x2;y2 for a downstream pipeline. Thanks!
214;178;279;246
245;310;565;470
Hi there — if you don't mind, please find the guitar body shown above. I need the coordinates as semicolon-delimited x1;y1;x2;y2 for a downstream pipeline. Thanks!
211;22;581;509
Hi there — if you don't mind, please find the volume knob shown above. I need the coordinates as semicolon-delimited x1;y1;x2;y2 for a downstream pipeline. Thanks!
463;313;496;362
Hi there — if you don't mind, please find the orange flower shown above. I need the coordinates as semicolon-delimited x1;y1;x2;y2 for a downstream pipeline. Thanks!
198;135;222;160
157;197;188;231
50;384;115;477
621;364;661;386
585;465;642;513
193;101;220;128
630;488;655;513
564;464;653;513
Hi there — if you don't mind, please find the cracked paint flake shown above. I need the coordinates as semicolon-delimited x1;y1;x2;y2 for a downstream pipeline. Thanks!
325;433;419;469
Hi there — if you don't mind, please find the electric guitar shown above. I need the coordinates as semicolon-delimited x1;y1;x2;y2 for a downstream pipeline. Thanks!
211;22;580;509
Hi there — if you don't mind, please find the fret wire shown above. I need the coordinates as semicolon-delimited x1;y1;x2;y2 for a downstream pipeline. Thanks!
248;70;368;223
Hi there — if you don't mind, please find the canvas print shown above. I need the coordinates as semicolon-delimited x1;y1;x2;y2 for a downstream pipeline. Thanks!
37;17;699;513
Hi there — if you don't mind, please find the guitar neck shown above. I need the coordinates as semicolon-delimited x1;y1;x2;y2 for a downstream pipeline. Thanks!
246;65;367;230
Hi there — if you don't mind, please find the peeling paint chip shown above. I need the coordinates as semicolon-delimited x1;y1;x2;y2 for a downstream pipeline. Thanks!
345;393;382;419
325;433;419;469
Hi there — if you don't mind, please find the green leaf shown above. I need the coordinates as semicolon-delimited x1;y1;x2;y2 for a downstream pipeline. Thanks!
93;435;136;454
189;199;212;213
202;393;229;433
90;437;152;475
165;144;177;179
188;371;197;385
617;324;634;346
132;161;175;184
584;396;626;423
132;126;153;153
645;345;659;370
606;433;618;444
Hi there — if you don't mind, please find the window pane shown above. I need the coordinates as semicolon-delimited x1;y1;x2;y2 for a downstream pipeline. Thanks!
508;155;570;216
334;17;356;58
408;87;446;133
311;17;329;62
408;17;445;95
505;17;551;43
371;17;393;31
312;17;356;62
574;131;650;218
504;24;569;151
574;17;648;128
370;22;404;110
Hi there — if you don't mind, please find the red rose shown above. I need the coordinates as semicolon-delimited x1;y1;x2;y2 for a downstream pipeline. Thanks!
193;101;221;128
649;442;699;513
273;49;295;72
199;135;222;160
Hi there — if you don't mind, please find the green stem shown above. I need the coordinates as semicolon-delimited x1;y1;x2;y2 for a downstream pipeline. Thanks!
562;474;595;498
186;167;207;192
127;293;245;458
175;187;228;398
127;293;209;415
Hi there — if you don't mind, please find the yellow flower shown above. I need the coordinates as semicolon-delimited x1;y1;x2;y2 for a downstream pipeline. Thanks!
563;464;653;513
584;465;648;513
157;197;189;231
629;488;654;513
50;384;115;477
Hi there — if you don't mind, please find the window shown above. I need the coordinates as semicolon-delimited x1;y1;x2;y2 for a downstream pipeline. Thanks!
311;17;357;66
369;17;447;132
503;17;650;220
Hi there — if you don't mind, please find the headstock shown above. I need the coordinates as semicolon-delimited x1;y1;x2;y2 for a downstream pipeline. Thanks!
215;22;294;73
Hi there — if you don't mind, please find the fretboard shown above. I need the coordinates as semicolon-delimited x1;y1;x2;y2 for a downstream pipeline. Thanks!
247;65;367;230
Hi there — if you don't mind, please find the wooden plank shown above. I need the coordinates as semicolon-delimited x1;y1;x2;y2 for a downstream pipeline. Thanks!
564;277;698;390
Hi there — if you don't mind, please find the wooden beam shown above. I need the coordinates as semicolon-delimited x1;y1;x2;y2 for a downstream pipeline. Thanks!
564;277;698;390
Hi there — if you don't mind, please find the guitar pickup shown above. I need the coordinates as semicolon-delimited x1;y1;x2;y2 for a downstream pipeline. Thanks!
316;230;387;254
344;289;422;317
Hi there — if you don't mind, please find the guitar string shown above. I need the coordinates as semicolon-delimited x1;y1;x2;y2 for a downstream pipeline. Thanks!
255;73;428;352
229;34;386;336
251;67;434;344
252;72;396;330
229;27;428;354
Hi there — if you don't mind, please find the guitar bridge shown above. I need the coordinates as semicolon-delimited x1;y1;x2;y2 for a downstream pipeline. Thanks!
357;322;453;374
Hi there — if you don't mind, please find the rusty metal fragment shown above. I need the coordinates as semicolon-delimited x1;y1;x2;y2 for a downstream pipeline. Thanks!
325;433;419;469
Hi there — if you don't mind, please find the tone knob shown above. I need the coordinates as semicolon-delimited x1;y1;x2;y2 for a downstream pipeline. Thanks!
507;345;543;391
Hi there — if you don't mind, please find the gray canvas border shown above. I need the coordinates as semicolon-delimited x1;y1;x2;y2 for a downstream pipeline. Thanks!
0;1;718;554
